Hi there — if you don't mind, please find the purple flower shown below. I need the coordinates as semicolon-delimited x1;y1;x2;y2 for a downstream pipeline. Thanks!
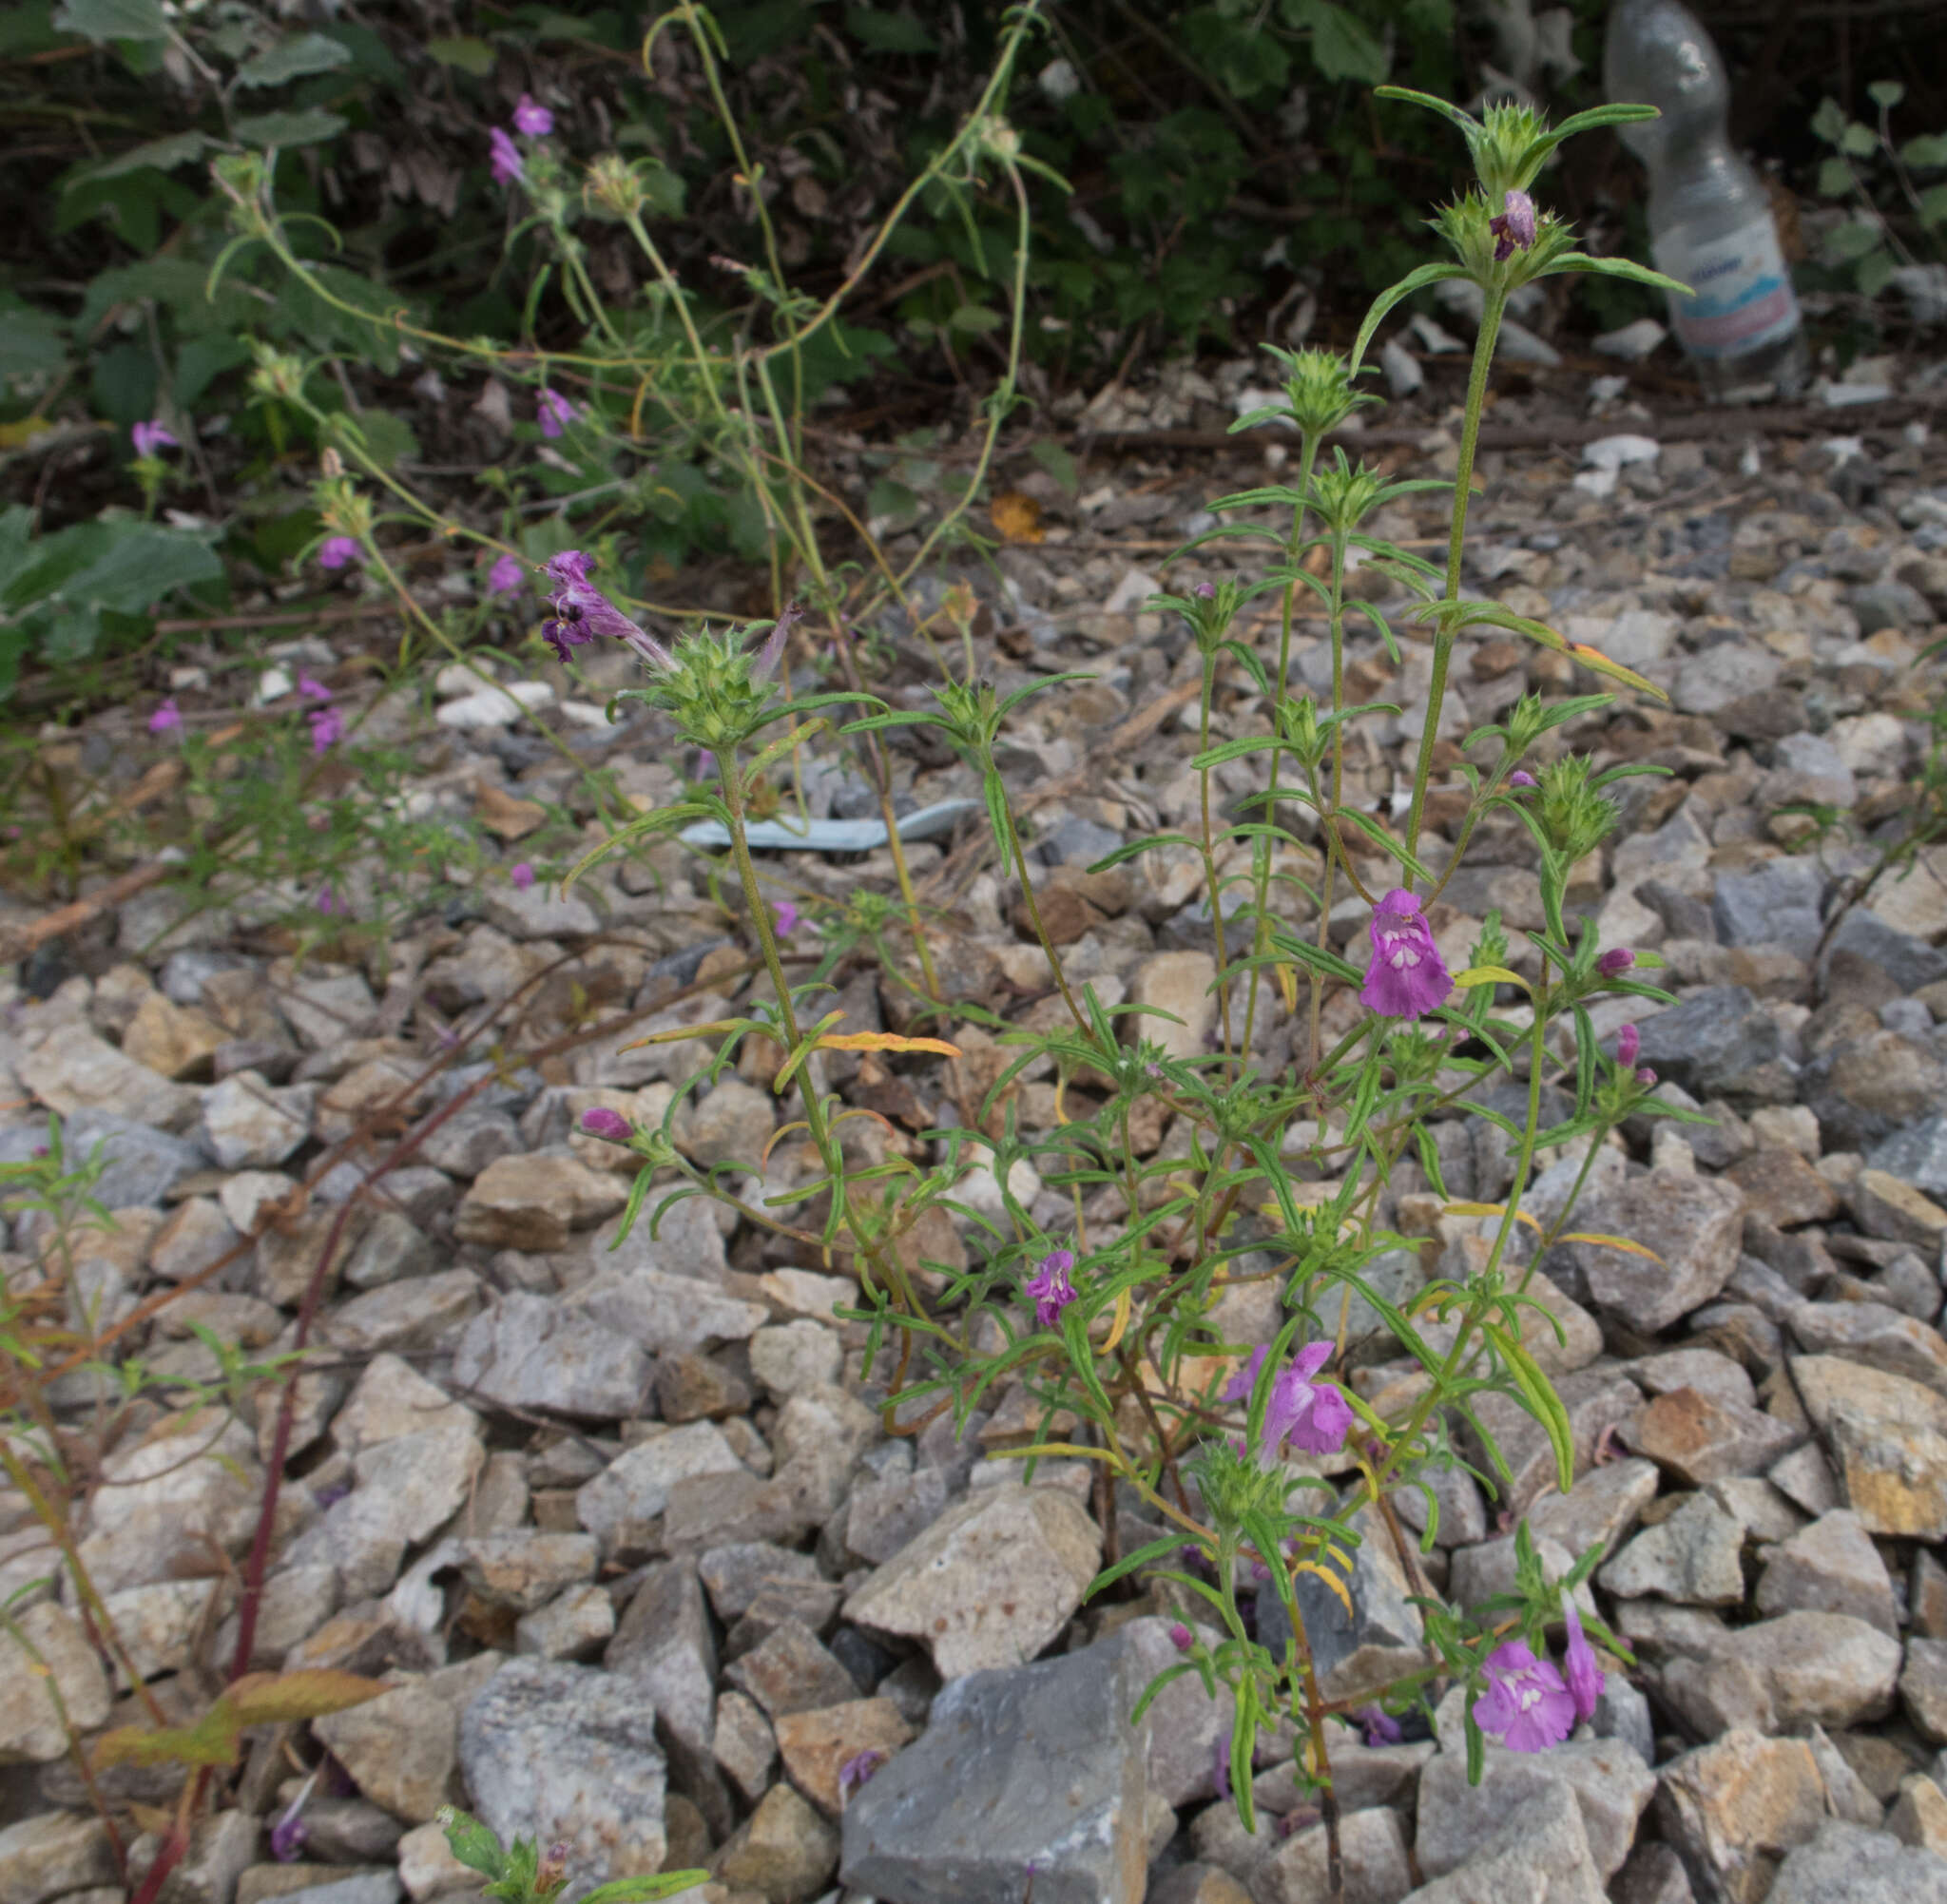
1195;581;1216;599
511;862;535;890
269;1813;308;1863
1597;947;1634;977
581;1106;632;1143
751;601;802;683
1560;1588;1605;1724
1473;1639;1575;1754
1361;889;1452;1021
1169;1623;1193;1652
1261;1339;1355;1461
308;704;345;754
148;698;183;734
541;549;674;670
1490;188;1538;262
1615;1023;1639;1071
490;125;524;184
1508;769;1537;788
774;899;800;936
488;553;526;597
297;673;333;703
1223;1345;1269;1406
132;420;178;458
1024;1247;1077;1329
512;93;553;137
1635;1066;1657;1087
1355;1704;1402;1748
318;535;361;570
839;1749;885;1801
537;388;578;437
1212;1735;1232;1801
316;885;342;916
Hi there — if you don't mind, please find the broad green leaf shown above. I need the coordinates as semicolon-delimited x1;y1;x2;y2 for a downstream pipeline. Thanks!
579;1877;714;1904
232;108;347;148
437;1807;508;1881
53;0;167;42
1030;438;1079;498
1816;157;1852;198
1840;122;1878;158
1857;248;1896;298
1868;80;1904;110
1822;219;1883;264
1918;183;1947;227
75;131;211;183
1810;98;1848;144
426;34;496;74
0;297;67;389
235;31;352;86
1903;134;1947;170
843;5;935;52
1292;0;1389;85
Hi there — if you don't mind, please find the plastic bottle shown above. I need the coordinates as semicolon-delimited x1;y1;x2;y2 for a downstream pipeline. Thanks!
1604;0;1809;401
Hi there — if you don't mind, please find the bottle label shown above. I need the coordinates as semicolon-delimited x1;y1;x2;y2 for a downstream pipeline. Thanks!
1652;218;1800;360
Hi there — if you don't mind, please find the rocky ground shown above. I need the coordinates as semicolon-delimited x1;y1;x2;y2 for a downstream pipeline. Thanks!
5;358;1947;1904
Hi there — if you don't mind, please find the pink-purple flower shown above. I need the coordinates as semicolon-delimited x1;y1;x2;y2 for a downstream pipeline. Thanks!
1354;1704;1403;1747
298;672;332;702
131;420;178;458
541;550;673;669
1597;947;1635;977
488;553;526;597
308;704;345;754
1024;1247;1076;1329
1560;1589;1605;1724
537;388;578;437
1473;1638;1576;1754
1360;889;1452;1021
1169;1623;1193;1652
511;862;535;890
774;899;800;935
1615;1023;1640;1071
1227;1341;1354;1464
581;1107;632;1143
1490;188;1538;262
839;1749;885;1801
490;126;524;184
1508;769;1538;788
318;535;361;570
269;1811;307;1863
512;93;553;137
316;884;343;915
148;698;183;734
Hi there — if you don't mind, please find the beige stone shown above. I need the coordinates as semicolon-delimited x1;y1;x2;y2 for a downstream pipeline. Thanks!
772;1698;914;1817
123;990;229;1080
1654;1729;1826;1904
0;1604;110;1761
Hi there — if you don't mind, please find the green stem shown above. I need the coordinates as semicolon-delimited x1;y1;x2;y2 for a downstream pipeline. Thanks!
1402;285;1505;868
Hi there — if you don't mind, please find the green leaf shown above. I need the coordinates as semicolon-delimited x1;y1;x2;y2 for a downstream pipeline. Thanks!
75;131;211;183
1817;156;1853;198
1918;183;1947;227
1868;80;1904;111
331;407;418;472
232;108;347;148
1840;121;1879;158
1903;134;1947;170
1548;254;1691;301
578;1876;714;1904
1857;247;1896;298
843;5;935;52
235;31;352;86
1810;98;1848;145
1030;439;1079;498
426;34;496;74
438;1808;508;1882
1349;261;1469;375
1822;219;1884;264
173;332;251;411
53;0;167;42
0;297;67;389
1292;0;1389;85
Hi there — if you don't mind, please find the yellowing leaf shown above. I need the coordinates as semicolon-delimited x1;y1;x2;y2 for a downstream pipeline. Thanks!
0;416;58;451
1292;1559;1355;1620
815;1032;962;1058
1442;1201;1543;1232
1560;1231;1665;1262
1565;641;1668;702
1103;1284;1132;1355
990;490;1044;544
618;1018;746;1052
1454;966;1525;990
224;1669;390;1727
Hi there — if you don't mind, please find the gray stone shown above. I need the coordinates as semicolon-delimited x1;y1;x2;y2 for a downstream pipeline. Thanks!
713;1688;778;1806
1610;1841;1696;1904
416;1108;522;1180
1674;646;1781;716
1720;1610;1902;1730
126;1809;259;1904
514;1583;613;1660
1248;1806;1412;1904
1871;1116;1947;1201
697;1542;826;1624
1116;1617;1236;1808
0;1605;110;1760
839;1638;1149;1904
1631;989;1782;1101
340;1210;435;1290
1630;1347;1757;1411
0;1813;118;1904
1576;1173;1745;1333
1654;1729;1827;1904
559;1270;767;1356
452;1291;653;1422
37;1109;203;1206
1526;1458;1662;1562
1714;861;1826;960
1822;909;1947;1004
457;1532;597;1612
714;1781;840;1903
325;1269;483;1356
453;1149;627;1252
1904;1637;1947;1744
1804;1031;1947;1154
843;1484;1100;1681
1598;1493;1746;1605
1626;1381;1804;1487
606;1558;725;1835
1764;1817;1947;1904
1415;1719;1653;1884
19;1023;200;1130
1255;1501;1426;1706
1807;1723;1886;1828
1756;1509;1899;1635
724;1618;860;1720
458;1657;666;1894
201;1071;318;1169
749;1319;844;1399
1390;1781;1605;1904
576;1423;746;1549
74;1412;262;1596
